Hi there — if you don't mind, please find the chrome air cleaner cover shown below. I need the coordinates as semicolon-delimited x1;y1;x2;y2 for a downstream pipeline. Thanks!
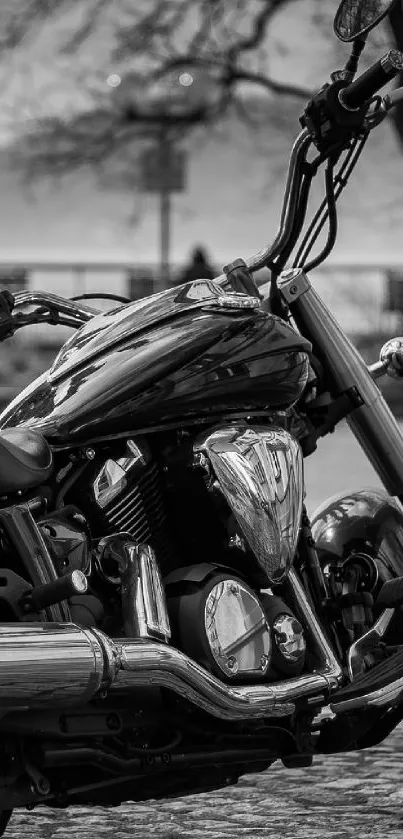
195;425;304;585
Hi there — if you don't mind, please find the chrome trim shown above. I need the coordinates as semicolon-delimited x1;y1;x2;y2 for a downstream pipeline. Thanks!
379;337;403;379
90;627;121;690
95;536;171;641
93;440;150;509
279;268;311;304
380;49;403;74
0;620;342;719
13;291;97;321
204;579;271;678
0;623;110;706
71;570;89;594
331;676;403;714
94;460;128;508
195;425;304;585
368;359;388;380
115;640;295;718
201;294;260;311
287;569;343;690
273;614;306;662
132;543;171;642
347;608;395;681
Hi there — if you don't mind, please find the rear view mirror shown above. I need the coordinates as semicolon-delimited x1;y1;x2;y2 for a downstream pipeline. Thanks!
334;0;397;42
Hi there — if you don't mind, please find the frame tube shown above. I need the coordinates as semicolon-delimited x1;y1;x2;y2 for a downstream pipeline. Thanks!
279;268;403;497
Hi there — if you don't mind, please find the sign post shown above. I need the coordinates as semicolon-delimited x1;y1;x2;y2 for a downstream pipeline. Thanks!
140;136;186;291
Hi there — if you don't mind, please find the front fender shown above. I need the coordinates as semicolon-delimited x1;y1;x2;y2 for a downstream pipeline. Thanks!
311;488;403;595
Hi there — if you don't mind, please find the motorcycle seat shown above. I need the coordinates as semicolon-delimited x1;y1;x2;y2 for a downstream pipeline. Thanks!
0;427;53;494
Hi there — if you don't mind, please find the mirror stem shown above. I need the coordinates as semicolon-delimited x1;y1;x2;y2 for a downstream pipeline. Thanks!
345;36;367;79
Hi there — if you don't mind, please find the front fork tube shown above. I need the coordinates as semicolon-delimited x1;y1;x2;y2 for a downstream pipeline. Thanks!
279;268;403;499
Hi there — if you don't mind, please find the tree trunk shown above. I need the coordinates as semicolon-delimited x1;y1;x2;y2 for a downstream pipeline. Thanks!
389;0;403;146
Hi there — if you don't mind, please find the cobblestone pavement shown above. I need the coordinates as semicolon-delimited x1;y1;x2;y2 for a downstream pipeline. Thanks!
5;724;403;839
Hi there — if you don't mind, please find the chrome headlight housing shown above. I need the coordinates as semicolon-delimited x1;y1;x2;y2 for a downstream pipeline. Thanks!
195;425;304;585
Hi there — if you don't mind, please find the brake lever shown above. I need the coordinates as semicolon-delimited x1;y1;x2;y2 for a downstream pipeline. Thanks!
365;86;403;129
383;86;403;111
363;97;388;129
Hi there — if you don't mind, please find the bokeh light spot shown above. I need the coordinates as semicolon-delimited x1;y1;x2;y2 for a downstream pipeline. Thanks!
107;74;122;88
179;72;194;87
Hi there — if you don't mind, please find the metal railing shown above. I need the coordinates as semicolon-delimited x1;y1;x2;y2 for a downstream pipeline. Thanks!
0;258;402;336
0;260;185;299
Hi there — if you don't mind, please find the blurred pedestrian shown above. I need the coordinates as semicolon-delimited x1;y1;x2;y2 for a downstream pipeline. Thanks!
177;246;215;285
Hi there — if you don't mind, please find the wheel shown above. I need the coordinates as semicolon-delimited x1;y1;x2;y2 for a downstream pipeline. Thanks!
0;810;12;837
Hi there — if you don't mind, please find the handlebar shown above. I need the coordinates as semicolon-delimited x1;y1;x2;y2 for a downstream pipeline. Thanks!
215;129;312;286
13;291;98;322
215;49;403;292
340;49;403;111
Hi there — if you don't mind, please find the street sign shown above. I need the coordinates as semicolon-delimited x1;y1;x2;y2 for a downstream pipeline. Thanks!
139;146;187;193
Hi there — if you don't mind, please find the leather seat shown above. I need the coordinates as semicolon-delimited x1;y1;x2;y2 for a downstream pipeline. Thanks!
0;428;53;494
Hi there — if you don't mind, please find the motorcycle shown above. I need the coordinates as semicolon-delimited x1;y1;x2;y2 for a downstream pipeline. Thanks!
2;0;403;831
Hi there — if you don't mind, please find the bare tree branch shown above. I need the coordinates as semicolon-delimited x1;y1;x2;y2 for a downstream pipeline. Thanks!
225;69;312;100
0;0;75;48
1;0;312;182
228;0;286;57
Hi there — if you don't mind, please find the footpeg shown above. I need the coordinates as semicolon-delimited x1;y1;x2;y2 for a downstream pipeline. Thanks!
331;646;403;714
20;570;87;613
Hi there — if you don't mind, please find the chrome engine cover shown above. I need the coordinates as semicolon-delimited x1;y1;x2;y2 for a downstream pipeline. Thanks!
205;578;271;678
195;425;304;585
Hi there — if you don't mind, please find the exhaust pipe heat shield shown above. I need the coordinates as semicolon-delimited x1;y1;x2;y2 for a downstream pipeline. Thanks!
195;426;304;585
0;623;119;706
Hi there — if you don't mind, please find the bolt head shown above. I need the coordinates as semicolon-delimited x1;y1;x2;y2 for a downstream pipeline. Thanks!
260;653;269;670
226;655;239;673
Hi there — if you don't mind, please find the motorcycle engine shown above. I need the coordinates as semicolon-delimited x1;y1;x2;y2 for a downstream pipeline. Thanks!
56;435;308;673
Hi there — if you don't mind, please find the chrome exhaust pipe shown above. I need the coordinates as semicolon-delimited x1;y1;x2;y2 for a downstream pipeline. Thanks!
112;637;339;719
0;617;341;720
0;623;118;707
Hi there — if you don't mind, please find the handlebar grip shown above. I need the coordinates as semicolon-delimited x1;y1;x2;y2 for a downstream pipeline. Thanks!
340;49;403;110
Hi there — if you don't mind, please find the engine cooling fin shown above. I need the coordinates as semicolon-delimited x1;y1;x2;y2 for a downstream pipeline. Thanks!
72;443;174;568
103;462;172;565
